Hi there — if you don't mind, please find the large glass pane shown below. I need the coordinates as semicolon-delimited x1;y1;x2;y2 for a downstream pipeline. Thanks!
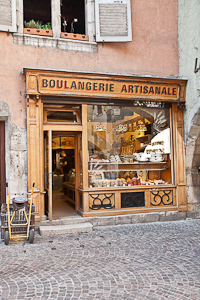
47;111;78;123
88;105;172;188
44;105;82;124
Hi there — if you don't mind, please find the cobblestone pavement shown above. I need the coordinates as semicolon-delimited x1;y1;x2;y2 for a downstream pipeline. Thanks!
0;220;200;300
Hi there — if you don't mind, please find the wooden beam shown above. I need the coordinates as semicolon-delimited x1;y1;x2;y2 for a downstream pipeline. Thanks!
43;125;83;131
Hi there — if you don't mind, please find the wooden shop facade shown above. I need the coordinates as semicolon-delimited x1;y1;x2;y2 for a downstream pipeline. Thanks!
24;69;187;221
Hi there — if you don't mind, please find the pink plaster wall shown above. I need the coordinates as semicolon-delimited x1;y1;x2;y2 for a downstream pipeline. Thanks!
0;0;178;128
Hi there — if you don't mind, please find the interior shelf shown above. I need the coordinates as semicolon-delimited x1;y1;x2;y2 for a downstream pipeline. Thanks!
89;162;166;165
88;162;168;172
89;168;166;172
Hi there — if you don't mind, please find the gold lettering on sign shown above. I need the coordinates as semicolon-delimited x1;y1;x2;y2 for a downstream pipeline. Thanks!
37;75;179;101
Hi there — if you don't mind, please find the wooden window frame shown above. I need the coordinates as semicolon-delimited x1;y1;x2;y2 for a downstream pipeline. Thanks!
43;106;82;125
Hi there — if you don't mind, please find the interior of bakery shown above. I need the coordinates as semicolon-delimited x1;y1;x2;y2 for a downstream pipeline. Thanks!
51;133;77;218
87;104;172;188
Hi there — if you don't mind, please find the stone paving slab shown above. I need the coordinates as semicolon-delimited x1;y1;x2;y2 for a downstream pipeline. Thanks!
0;220;200;299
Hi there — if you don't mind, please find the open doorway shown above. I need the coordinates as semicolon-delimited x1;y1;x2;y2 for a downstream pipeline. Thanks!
52;133;77;218
44;131;79;219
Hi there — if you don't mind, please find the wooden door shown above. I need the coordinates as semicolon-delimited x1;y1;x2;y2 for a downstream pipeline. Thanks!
0;121;6;208
44;130;52;220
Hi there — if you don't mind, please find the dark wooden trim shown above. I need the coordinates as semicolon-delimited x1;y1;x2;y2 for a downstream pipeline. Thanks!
0;121;6;206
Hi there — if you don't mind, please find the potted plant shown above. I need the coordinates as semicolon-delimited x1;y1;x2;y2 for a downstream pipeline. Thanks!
60;18;88;41
23;19;53;37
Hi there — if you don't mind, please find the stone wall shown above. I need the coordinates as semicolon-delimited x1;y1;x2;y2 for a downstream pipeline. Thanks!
0;101;27;195
179;0;200;217
185;112;200;218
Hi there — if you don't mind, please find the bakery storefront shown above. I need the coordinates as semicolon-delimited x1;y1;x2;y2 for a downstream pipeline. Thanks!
25;69;187;221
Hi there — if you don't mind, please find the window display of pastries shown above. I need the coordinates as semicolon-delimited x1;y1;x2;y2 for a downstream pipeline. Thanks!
89;177;168;188
89;178;127;188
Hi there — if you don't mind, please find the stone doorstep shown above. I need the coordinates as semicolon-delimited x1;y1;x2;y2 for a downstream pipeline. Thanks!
39;222;93;236
36;216;90;229
36;211;188;235
51;216;89;226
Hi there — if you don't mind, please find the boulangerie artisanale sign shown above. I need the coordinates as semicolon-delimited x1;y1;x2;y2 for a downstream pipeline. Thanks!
37;75;180;101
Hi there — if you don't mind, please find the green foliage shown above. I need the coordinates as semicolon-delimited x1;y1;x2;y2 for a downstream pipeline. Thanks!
24;19;37;28
42;22;52;30
24;20;51;30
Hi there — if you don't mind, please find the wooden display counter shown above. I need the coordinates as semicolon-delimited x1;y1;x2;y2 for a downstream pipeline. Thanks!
63;182;75;205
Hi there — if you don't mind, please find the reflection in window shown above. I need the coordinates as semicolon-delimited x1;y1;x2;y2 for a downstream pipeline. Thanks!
87;105;172;188
47;111;77;123
44;105;82;123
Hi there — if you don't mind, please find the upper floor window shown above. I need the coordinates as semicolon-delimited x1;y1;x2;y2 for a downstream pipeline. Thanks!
24;0;51;29
0;0;132;43
61;0;85;35
23;0;52;36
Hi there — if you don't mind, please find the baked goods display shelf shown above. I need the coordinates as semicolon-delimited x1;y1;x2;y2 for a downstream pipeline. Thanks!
88;162;168;172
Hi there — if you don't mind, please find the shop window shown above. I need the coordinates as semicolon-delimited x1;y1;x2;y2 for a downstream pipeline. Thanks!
88;105;172;188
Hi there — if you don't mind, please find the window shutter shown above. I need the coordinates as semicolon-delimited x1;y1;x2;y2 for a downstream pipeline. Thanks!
0;0;16;32
95;0;132;42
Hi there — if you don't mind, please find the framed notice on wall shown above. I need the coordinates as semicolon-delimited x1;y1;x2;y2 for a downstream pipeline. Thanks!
52;137;60;149
61;137;75;149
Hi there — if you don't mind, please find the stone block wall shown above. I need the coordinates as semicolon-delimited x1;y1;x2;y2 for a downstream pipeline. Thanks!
0;101;27;197
179;0;200;218
185;112;200;218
